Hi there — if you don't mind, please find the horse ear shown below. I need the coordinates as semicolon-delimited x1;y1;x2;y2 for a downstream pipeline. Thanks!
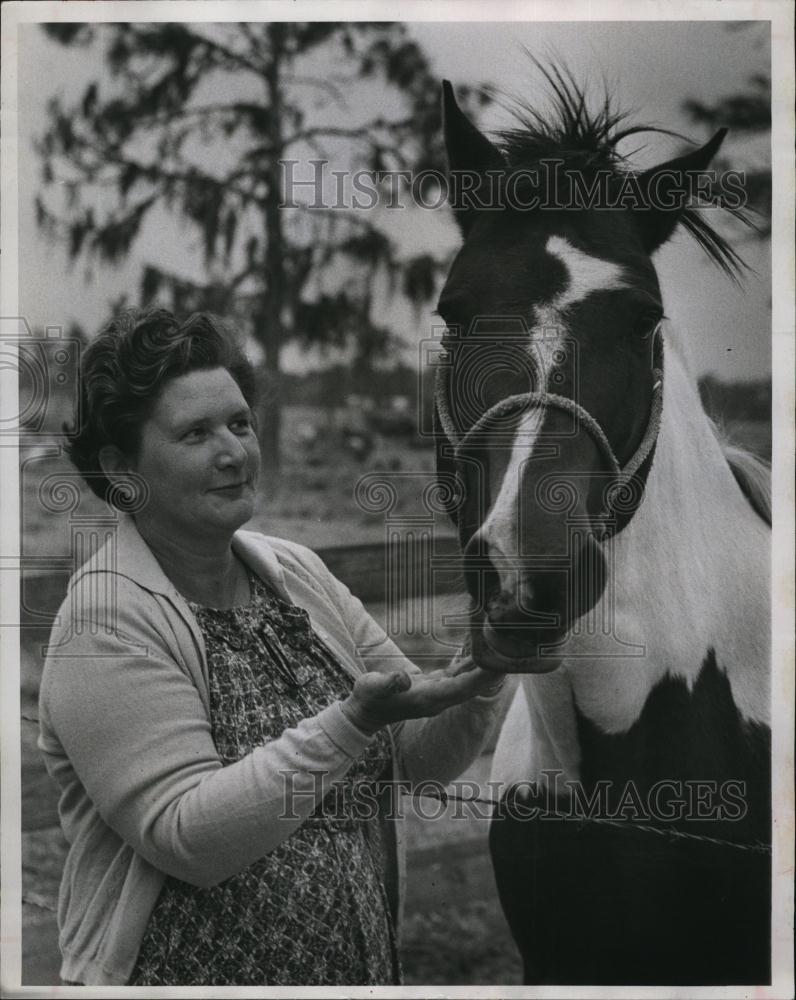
442;80;503;235
635;129;728;253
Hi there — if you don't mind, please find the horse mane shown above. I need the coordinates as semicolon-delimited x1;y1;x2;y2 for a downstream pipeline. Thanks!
662;324;771;527
493;60;755;281
714;427;772;526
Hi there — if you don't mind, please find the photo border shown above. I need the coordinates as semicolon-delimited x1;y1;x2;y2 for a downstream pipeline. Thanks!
2;2;793;997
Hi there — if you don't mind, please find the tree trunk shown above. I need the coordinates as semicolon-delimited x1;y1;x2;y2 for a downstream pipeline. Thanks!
258;23;288;472
253;306;282;482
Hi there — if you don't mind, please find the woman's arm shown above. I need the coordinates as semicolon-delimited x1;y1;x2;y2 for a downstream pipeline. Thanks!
39;581;374;889
291;545;509;785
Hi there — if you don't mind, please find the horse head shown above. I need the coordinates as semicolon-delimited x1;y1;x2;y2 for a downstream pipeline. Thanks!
435;73;731;673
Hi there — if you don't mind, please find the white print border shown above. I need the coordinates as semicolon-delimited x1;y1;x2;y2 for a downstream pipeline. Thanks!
1;3;793;999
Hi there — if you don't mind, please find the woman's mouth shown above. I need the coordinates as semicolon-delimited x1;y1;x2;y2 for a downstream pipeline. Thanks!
210;481;249;494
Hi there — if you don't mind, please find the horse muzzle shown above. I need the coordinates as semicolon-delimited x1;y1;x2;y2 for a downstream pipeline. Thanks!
468;532;608;673
472;621;564;674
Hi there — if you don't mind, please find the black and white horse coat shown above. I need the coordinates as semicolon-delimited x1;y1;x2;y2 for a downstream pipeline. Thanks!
435;72;771;985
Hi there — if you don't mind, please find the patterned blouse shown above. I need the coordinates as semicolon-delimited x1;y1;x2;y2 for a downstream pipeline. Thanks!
128;568;400;986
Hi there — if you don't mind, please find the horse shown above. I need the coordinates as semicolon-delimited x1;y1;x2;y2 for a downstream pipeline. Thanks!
432;68;771;986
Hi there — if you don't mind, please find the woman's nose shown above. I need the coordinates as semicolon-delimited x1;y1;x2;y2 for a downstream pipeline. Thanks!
214;428;248;467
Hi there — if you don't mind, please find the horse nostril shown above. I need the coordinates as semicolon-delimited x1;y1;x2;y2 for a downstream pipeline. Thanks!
486;589;522;625
517;577;536;613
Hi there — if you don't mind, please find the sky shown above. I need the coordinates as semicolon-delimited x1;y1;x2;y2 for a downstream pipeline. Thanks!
15;17;772;381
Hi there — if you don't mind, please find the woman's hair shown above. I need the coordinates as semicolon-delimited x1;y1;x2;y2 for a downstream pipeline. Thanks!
66;306;258;504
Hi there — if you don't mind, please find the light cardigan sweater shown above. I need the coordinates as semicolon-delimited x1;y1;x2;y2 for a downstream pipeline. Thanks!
38;515;504;986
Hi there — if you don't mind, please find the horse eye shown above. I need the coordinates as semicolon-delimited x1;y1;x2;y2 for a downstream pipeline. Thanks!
635;313;662;340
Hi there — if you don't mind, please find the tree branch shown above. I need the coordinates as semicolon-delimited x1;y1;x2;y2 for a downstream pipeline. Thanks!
184;26;267;77
284;74;349;109
50;134;264;207
98;101;277;135
284;125;371;146
284;115;417;148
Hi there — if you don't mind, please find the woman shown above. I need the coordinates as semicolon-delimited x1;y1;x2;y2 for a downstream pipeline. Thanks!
38;307;506;987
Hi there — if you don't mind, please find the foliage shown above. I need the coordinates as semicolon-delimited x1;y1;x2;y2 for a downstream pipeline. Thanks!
36;22;491;463
682;62;771;236
698;375;771;425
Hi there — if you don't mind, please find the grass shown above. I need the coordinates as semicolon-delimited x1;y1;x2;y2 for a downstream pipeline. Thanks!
401;902;523;985
400;845;523;985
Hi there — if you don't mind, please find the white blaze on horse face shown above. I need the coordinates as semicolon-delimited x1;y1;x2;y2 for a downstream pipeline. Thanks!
531;236;629;381
545;236;628;311
479;237;629;578
480;407;544;591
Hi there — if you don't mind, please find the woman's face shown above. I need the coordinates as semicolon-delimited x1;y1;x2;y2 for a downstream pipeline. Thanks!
128;367;261;541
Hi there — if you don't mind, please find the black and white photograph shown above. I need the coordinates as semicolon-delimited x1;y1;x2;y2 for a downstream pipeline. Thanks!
1;1;793;994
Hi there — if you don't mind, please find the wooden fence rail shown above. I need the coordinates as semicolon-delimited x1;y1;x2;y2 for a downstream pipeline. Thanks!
18;535;463;638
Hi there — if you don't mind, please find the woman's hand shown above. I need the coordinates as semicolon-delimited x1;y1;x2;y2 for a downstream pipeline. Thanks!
444;645;508;695
341;647;506;735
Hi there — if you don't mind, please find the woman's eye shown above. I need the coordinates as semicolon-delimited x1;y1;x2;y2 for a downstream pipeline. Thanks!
231;417;253;433
183;427;206;441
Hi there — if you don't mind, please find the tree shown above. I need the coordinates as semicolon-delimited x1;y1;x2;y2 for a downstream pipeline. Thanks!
36;22;491;467
681;26;771;237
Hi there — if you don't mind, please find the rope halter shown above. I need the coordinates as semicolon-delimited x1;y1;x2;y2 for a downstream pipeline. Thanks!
434;331;665;537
